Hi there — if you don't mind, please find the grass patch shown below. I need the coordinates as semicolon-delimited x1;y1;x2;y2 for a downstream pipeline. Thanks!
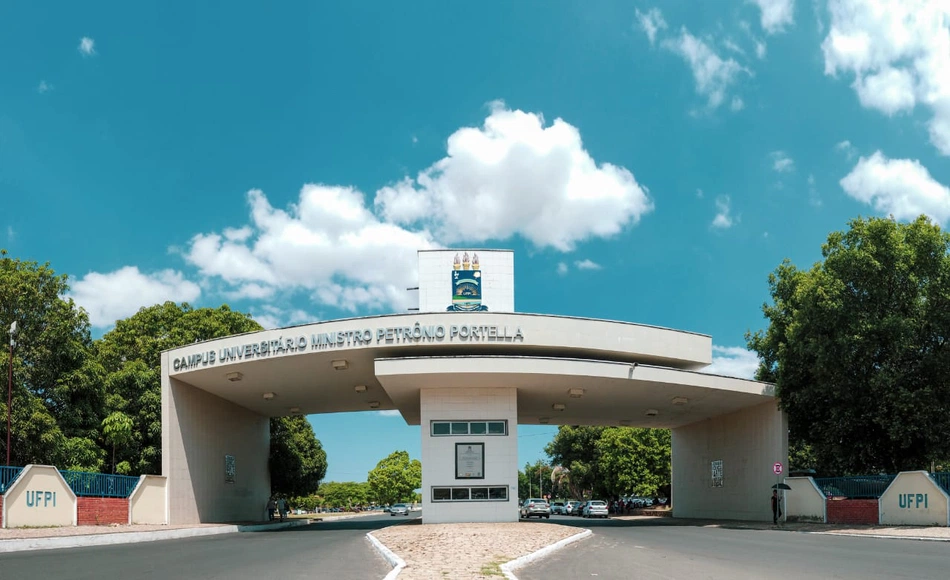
479;556;508;577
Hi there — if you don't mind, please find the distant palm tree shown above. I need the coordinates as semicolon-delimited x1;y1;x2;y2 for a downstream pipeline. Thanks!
551;465;582;500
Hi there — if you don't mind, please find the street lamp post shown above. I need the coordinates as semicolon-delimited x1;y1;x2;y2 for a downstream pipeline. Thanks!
6;321;15;466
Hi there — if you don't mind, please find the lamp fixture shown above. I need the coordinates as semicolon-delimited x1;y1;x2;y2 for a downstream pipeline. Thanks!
289;407;301;414
539;417;550;424
354;385;367;393
568;388;585;398
331;359;349;371
552;403;566;411
225;372;243;382
368;401;380;409
672;396;689;406
645;409;658;417
263;392;276;401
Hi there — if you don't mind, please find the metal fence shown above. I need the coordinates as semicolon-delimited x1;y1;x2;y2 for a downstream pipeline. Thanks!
813;475;896;499
932;472;950;494
0;465;23;493
58;470;140;498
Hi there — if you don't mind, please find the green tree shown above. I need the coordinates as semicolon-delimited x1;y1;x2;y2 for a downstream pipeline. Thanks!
0;250;99;467
544;426;606;498
269;416;328;497
596;427;670;498
101;411;134;474
367;450;421;505
518;461;554;500
747;215;950;474
316;481;371;508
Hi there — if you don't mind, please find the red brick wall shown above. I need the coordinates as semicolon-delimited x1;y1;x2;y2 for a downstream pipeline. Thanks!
77;497;128;526
827;499;879;525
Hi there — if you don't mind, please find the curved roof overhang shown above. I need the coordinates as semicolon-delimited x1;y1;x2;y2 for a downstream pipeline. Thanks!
161;312;769;427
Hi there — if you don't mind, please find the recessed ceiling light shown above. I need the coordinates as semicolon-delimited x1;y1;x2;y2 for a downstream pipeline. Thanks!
539;417;550;424
354;385;367;393
368;401;380;409
645;409;658;417
263;392;276;401
331;359;349;370
289;407;301;414
552;403;566;411
225;372;243;382
672;396;689;406
568;388;585;398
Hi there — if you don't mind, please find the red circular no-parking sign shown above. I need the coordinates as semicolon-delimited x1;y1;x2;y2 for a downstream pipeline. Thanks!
773;462;784;475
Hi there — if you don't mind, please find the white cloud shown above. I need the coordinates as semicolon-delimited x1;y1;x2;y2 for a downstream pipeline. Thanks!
37;81;52;94
730;97;745;111
835;139;857;159
250;305;316;330
6;226;13;241
176;103;652;314
556;262;569;276
702;346;760;379
574;259;602;270
375;102;652;252
696;188;704;198
755;39;767;59
840;151;950;224
70;267;201;327
750;0;795;34
636;7;668;46
662;29;749;110
822;0;950;155
375;410;402;417
78;37;96;56
771;150;795;172
807;174;822;207
711;196;736;229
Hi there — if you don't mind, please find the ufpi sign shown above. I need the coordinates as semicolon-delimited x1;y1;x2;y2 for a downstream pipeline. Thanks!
24;490;58;507
898;493;929;509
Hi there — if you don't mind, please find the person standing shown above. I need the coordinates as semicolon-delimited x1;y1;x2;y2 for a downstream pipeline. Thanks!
277;496;288;521
266;497;276;521
771;490;782;524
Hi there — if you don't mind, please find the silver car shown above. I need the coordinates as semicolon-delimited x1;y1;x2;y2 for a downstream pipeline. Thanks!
390;503;410;516
583;500;609;518
520;498;551;519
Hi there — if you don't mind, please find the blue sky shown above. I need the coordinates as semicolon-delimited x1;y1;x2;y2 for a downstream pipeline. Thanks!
3;1;950;482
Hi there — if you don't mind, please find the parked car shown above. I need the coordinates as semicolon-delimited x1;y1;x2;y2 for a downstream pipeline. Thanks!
570;501;586;516
551;501;566;515
520;498;551;519
390;503;410;516
583;500;609;518
564;500;581;516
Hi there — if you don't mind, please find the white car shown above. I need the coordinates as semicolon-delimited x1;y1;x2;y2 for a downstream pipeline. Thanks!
390;503;410;516
583;500;609;518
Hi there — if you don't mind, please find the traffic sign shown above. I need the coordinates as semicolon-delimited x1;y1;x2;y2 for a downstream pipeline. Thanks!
773;462;784;475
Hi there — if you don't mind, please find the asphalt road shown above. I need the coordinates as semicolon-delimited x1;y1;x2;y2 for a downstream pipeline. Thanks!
518;515;950;580
0;512;417;580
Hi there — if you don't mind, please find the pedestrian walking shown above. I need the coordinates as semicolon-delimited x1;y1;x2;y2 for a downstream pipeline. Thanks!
771;490;782;524
266;497;276;521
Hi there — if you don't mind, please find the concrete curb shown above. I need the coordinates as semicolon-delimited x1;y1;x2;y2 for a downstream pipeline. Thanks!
807;531;950;542
0;519;310;554
500;528;593;580
366;532;407;580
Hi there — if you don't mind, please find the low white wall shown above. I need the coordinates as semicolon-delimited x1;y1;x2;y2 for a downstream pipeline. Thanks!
2;465;77;528
420;388;519;524
129;475;168;525
880;471;950;527
783;476;826;522
671;400;787;522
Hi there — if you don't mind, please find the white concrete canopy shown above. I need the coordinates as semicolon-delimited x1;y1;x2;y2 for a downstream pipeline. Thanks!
162;310;784;525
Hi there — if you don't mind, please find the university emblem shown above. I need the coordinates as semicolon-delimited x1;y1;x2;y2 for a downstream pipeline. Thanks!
447;252;488;311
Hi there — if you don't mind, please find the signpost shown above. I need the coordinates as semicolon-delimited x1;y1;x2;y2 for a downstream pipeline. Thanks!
773;462;783;475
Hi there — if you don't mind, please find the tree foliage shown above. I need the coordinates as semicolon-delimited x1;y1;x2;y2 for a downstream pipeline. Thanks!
544;425;671;499
315;481;371;508
269;416;328;497
747;216;950;474
518;461;555;500
367;450;421;505
0;250;95;466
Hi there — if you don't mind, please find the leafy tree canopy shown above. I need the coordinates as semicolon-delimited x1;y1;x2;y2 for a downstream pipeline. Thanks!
269;416;328;497
747;216;950;474
367;450;421;505
315;481;371;508
544;425;671;499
